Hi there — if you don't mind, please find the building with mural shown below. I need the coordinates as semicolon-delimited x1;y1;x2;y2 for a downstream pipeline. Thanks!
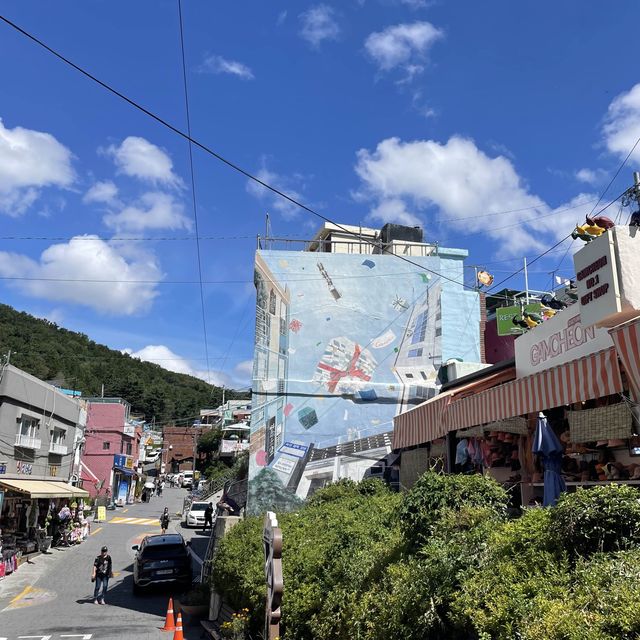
248;223;482;512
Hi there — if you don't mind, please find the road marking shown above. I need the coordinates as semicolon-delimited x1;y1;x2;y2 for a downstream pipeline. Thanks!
122;508;129;513
61;635;93;639
11;585;33;604
89;527;103;536
18;636;52;639
110;517;159;526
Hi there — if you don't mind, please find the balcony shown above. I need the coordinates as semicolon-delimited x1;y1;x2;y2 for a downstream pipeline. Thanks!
15;433;41;449
49;442;68;455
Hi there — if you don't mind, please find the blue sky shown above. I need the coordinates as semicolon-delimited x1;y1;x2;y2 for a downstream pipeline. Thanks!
0;0;639;390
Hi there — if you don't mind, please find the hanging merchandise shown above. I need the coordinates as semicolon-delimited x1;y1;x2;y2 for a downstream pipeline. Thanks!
567;403;633;443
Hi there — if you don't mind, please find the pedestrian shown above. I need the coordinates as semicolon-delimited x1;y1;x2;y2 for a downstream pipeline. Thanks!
160;507;170;534
203;502;214;531
217;492;240;516
157;482;163;498
91;545;113;605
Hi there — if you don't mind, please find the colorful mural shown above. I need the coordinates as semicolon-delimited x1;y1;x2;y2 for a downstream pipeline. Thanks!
249;247;480;513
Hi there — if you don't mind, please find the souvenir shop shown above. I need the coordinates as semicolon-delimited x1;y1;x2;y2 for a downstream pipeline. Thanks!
393;337;638;507
0;479;89;579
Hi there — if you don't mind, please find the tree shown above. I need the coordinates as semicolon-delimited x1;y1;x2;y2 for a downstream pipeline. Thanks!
197;428;223;466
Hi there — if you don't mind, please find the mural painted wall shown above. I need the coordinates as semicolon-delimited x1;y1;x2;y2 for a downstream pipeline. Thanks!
249;247;480;513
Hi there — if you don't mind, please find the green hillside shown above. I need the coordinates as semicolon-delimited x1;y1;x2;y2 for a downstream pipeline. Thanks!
0;303;248;423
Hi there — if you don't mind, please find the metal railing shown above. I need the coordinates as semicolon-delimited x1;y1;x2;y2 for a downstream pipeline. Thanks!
49;442;68;455
15;433;41;449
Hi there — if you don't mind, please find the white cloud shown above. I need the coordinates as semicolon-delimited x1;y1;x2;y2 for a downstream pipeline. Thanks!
124;345;250;388
299;5;340;48
198;55;254;80
369;198;421;226
0;118;74;216
355;136;553;254
246;165;305;220
0;235;163;315
277;10;288;26
364;21;443;76
575;168;608;186
103;191;192;232
105;136;182;187
83;180;119;204
603;83;640;163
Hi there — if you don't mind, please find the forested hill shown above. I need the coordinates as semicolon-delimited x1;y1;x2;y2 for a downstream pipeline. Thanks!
0;304;248;422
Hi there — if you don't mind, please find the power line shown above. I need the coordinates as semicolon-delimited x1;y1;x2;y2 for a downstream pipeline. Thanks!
0;13;534;301
0;234;258;242
0;12;622;310
176;0;211;386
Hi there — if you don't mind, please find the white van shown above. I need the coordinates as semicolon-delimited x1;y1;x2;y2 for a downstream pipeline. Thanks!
182;470;194;489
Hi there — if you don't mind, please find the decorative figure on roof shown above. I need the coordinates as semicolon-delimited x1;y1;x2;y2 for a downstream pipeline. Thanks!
571;214;614;242
540;293;567;311
477;270;494;287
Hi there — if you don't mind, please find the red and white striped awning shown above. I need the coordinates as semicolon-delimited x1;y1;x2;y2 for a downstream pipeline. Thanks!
609;316;640;401
393;348;623;448
445;348;622;430
393;391;452;450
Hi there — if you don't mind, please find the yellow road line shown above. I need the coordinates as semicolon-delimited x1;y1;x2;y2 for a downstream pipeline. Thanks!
10;585;33;604
90;527;103;536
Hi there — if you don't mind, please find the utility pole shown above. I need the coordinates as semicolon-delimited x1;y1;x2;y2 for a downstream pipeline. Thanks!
523;257;530;304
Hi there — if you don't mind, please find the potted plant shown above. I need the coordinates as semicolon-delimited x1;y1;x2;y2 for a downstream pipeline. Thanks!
176;583;210;618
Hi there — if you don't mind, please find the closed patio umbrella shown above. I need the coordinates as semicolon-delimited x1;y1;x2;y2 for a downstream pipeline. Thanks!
532;413;566;507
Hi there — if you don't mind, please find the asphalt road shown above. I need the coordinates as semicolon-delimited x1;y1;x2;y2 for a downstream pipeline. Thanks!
0;486;215;640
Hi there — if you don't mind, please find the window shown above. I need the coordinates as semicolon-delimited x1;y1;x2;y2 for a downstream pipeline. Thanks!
269;290;277;315
408;348;423;358
280;317;286;336
435;327;442;337
126;442;132;455
420;371;428;380
51;429;65;445
411;311;428;345
405;373;414;379
103;441;110;450
20;417;39;438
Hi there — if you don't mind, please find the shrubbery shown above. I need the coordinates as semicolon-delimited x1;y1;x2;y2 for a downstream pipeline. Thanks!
212;474;640;640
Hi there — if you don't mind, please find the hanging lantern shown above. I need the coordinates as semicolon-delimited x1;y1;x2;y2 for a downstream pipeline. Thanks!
477;270;494;286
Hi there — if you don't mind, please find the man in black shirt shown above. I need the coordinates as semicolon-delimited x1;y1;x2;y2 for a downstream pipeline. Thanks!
91;545;113;605
203;502;214;531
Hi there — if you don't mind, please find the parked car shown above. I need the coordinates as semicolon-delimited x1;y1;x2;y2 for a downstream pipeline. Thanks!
131;533;192;594
184;501;209;528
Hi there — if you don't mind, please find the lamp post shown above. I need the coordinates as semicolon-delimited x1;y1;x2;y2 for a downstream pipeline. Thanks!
156;443;173;475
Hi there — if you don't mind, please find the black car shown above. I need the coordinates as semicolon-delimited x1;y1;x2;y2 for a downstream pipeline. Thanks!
131;533;192;594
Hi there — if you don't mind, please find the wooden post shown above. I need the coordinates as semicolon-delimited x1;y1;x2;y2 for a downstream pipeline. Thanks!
263;511;283;640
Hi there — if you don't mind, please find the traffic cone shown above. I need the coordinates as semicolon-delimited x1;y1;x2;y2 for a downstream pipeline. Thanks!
161;597;176;631
172;612;184;640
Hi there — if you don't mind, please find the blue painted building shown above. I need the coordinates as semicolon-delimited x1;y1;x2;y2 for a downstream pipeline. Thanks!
248;223;481;512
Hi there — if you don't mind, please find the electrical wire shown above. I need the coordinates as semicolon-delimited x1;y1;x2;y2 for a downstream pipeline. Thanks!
176;0;211;386
0;13;580;305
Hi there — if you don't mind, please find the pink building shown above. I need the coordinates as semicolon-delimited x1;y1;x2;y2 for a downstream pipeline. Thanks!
80;398;141;503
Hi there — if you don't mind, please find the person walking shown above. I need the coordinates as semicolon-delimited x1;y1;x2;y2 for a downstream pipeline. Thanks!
91;545;113;605
203;502;214;532
160;507;170;534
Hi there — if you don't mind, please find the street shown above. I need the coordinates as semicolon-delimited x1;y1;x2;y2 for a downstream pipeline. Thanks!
0;487;214;640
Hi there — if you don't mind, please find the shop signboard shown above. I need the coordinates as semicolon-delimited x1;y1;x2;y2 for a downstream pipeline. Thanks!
113;454;134;470
273;457;296;475
96;505;106;522
117;480;128;505
279;442;308;459
123;425;135;437
496;303;543;336
0;490;4;515
573;232;621;328
49;465;59;477
515;309;613;377
0;462;6;474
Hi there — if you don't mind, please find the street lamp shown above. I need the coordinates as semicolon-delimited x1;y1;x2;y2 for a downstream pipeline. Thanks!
156;443;173;475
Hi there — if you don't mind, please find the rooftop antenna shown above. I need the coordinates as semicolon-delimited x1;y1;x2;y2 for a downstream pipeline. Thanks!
265;212;271;250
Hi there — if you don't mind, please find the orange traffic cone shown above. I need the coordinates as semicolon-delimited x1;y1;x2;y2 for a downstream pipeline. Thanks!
172;612;184;640
161;597;176;631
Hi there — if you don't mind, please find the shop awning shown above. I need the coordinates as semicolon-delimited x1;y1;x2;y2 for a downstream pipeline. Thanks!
393;348;623;449
393;366;516;450
114;467;134;476
609;316;640;401
446;348;622;431
0;479;89;498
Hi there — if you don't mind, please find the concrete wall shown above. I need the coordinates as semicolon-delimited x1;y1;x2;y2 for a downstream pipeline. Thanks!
0;365;81;481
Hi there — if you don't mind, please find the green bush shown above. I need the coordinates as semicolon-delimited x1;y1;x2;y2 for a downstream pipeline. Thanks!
551;484;640;558
399;471;509;547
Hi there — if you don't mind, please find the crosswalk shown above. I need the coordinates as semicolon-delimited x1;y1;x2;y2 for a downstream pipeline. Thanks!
108;516;161;526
